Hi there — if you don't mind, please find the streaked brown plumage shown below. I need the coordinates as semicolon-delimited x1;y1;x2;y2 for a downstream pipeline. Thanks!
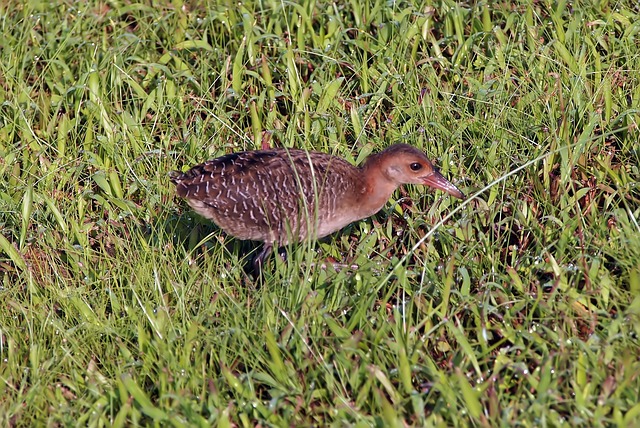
170;144;464;273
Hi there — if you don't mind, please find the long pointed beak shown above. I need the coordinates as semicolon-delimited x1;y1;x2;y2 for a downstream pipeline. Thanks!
423;170;465;199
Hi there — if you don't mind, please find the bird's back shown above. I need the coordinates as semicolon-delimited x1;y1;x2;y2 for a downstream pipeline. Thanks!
170;148;363;245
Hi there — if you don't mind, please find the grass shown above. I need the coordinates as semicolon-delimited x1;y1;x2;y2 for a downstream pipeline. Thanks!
1;0;639;425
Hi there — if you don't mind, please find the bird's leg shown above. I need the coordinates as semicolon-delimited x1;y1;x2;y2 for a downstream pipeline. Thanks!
251;243;273;277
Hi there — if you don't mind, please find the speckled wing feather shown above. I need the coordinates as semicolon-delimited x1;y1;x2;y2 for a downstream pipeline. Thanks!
170;149;358;245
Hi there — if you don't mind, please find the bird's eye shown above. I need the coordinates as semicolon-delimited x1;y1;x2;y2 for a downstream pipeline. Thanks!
410;162;423;171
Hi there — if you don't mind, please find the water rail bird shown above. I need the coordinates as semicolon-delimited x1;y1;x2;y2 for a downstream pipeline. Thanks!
170;144;465;274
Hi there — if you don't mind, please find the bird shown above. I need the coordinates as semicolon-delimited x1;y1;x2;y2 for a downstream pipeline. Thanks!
169;143;465;274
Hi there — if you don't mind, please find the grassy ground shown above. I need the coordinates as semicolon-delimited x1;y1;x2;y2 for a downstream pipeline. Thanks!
1;0;639;425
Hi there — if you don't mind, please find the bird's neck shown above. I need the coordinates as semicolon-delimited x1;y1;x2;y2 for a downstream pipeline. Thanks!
355;164;400;217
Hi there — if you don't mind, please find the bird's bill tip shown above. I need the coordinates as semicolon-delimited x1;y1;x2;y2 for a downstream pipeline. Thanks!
423;171;465;199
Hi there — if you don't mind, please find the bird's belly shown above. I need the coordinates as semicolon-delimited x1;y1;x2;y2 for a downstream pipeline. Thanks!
315;213;360;239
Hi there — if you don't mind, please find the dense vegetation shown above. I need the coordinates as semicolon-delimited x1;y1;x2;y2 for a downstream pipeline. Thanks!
1;0;639;425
